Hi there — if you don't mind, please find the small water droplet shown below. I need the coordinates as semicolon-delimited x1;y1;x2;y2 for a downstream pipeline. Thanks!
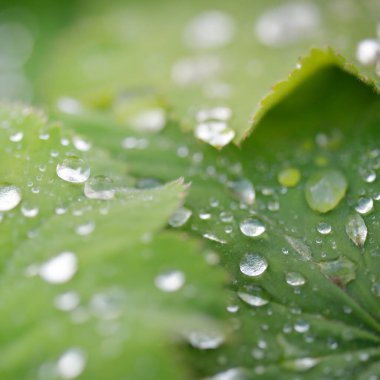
84;175;115;200
0;184;22;211
39;252;78;284
10;131;23;142
56;157;90;184
277;167;301;187
284;357;320;372
195;121;235;148
305;169;347;213
220;211;233;223
294;319;310;333
317;222;332;235
21;203;39;218
356;39;380;66
240;253;268;277
345;214;367;247
199;210;211;220
205;368;248;380
355;197;373;215
286;272;306;286
75;221;95;236
237;292;268;307
129;108;166;132
226;179;255;205
203;232;227;244
73;136;91;152
188;330;224;350
168;207;192;227
155;270;185;292
239;219;265;237
54;291;80;311
57;348;86;379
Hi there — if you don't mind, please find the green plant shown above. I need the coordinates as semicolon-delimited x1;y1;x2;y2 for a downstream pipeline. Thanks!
1;1;380;379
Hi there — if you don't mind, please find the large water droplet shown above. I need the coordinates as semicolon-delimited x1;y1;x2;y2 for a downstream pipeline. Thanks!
305;169;347;213
39;252;78;284
286;272;306;286
345;214;367;247
56;157;90;184
239;218;265;237
155;270;185;292
277;167;301;187
0;184;21;211
240;253;268;277
226;179;255;205
84;175;115;200
57;348;86;379
355;197;373;215
168;207;192;227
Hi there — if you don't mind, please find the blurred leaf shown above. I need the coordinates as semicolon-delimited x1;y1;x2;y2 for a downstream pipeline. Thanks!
0;104;227;379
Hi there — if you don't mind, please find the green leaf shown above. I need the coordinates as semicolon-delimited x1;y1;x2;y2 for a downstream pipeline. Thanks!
0;104;227;379
61;49;380;378
37;0;380;138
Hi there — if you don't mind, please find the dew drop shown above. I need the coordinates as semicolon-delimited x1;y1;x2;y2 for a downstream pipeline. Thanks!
195;121;235;148
10;131;23;142
355;197;373;215
154;270;185;292
284;357;320;372
277;167;301;187
304;169;347;213
237;291;269;307
255;2;320;47
0;184;22;211
39;252;78;284
56;157;90;184
345;214;367;247
240;253;268;277
129;108;166;133
84;175;115;200
226;179;255;205
294;319;310;333
286;272;306;286
56;348;86;379
168;207;192;227
54;291;80;311
73;136;91;152
21;203;39;218
188;330;224;350
75;221;95;236
316;222;332;235
205;368;248;380
356;39;380;66
239;218;265;237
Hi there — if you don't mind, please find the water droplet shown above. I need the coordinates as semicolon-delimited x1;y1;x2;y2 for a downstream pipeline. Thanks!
227;304;239;313
56;157;90;184
361;168;376;183
345;214;367;247
199;210;211;220
220;211;233;223
54;291;80;311
195;121;235;148
286;272;306;286
0;184;22;211
39;252;78;284
73;136;91;152
57;97;82;114
10;131;23;142
57;348;86;379
277;167;301;187
205;368;248;380
317;222;332;235
255;2;320;47
226;179;255;205
155;270;185;292
75;221;95;236
188;330;224;350
305;169;347;213
237;291;269;307
129;108;166;132
184;11;235;49
239;219;265;237
355;197;373;215
84;175;115;200
168;207;192;228
240;253;268;277
318;257;356;287
283;357;320;372
203;232;227;244
294;319;310;333
356;39;380;66
21;203;39;218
